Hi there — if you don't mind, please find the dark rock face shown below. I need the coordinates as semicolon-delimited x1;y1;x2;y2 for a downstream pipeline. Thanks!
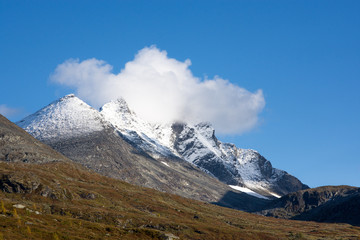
195;158;239;185
256;185;360;226
0;172;40;194
294;192;360;226
172;123;241;186
266;170;309;197
171;122;308;197
257;155;273;179
0;171;67;200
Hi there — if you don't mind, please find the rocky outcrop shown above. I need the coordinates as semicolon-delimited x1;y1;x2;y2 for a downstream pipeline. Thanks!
256;185;360;226
0;172;61;199
172;122;239;185
293;190;360;226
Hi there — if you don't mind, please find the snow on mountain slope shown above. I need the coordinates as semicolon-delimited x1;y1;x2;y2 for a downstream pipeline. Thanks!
229;185;269;199
100;99;177;158
100;98;308;197
171;122;302;197
17;94;110;142
219;144;287;195
171;122;241;185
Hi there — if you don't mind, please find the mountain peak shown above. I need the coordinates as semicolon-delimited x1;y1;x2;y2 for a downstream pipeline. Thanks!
62;93;76;99
17;94;108;142
100;98;136;132
100;97;132;115
195;122;217;140
52;93;83;106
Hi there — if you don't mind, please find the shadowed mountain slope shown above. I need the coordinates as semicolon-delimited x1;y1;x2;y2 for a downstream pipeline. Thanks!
0;114;69;163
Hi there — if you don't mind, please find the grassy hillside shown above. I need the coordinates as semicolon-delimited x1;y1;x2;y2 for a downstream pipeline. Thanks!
1;161;360;240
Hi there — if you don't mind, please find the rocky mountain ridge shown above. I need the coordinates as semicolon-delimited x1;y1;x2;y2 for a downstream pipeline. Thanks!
17;94;308;199
99;96;308;197
16;96;269;211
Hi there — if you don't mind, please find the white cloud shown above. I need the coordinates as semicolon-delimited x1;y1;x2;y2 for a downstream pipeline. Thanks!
50;46;265;134
0;104;20;118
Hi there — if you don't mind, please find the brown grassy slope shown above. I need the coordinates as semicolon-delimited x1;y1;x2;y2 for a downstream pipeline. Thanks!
1;161;360;240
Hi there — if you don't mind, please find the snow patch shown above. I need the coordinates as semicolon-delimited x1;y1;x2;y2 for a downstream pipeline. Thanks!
268;192;281;198
229;185;269;199
161;161;170;167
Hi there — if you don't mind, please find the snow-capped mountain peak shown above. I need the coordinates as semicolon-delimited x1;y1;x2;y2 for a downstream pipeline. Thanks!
100;98;138;131
195;122;215;139
18;94;308;199
100;98;177;158
100;98;132;115
17;94;109;142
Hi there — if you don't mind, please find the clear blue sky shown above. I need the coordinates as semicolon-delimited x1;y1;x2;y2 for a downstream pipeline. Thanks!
1;0;359;188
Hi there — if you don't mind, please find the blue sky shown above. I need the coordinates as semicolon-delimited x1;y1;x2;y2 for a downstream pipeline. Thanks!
1;0;359;188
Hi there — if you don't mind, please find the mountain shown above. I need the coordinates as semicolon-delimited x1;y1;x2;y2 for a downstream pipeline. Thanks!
18;95;307;200
18;95;308;199
100;97;308;198
17;94;110;144
2;114;360;239
16;95;268;211
256;185;360;226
